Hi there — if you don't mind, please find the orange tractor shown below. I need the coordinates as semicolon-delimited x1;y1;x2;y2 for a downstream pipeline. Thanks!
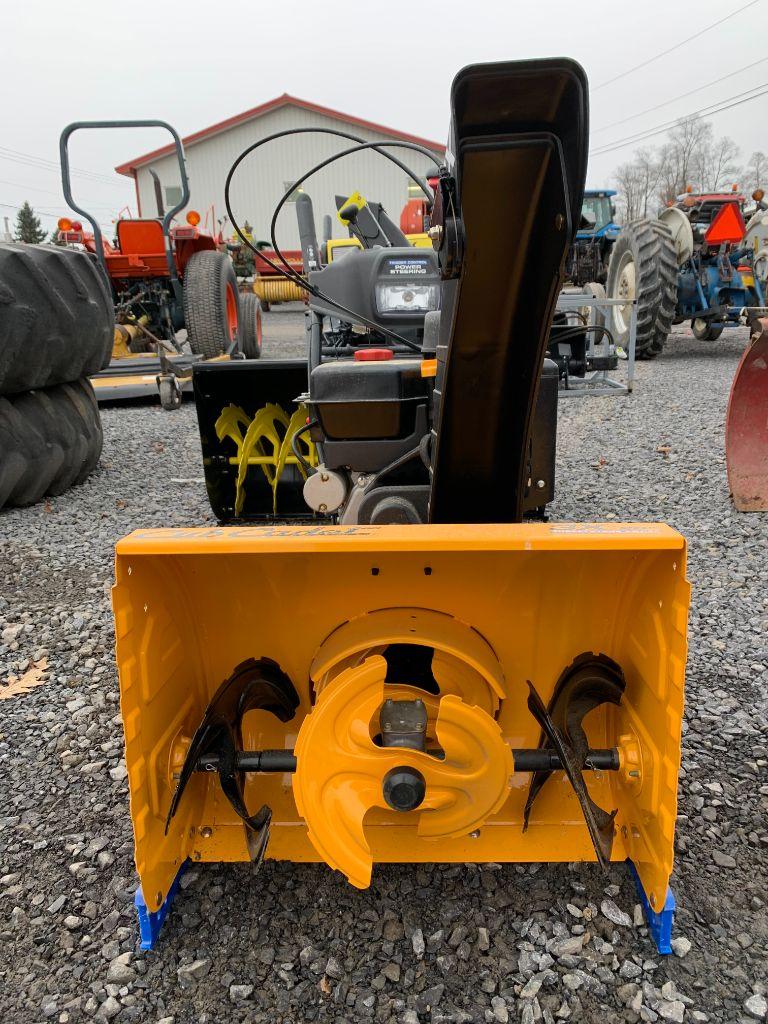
59;120;262;407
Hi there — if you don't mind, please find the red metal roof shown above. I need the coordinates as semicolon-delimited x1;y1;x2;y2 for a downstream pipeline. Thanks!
115;94;445;176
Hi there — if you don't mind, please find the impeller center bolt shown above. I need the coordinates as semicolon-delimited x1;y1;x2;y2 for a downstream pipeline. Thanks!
383;766;426;812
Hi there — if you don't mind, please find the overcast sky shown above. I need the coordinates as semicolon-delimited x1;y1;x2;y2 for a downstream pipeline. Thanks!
2;0;766;234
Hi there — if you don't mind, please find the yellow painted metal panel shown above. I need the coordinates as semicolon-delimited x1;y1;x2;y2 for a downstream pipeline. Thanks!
113;523;689;913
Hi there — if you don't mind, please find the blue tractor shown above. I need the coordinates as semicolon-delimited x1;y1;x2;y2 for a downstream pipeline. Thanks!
565;188;621;287
656;190;767;341
605;189;767;358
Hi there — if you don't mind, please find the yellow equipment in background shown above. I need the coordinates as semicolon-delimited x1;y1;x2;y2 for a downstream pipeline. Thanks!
326;237;363;262
406;233;433;248
114;523;688;920
252;276;305;306
326;236;431;262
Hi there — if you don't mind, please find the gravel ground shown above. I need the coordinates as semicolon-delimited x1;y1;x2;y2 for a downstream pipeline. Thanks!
1;315;766;1024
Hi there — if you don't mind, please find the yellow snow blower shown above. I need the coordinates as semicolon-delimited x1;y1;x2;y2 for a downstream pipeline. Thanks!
112;59;690;952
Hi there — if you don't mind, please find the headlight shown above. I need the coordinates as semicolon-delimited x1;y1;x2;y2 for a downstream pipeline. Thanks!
375;282;440;314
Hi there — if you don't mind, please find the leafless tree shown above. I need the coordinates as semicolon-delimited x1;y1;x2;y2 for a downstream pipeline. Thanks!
693;135;741;191
635;149;663;217
743;151;768;192
611;116;750;217
657;117;714;202
614;149;663;221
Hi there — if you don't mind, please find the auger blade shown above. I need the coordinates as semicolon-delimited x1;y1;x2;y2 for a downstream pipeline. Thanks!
293;655;512;888
166;658;299;836
523;653;625;868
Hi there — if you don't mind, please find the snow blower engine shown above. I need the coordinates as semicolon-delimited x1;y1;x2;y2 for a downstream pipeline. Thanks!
112;59;690;952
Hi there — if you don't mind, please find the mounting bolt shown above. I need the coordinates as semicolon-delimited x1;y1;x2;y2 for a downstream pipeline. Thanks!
200;826;213;839
536;479;546;489
320;473;329;482
319;503;327;512
555;213;565;230
469;829;481;839
427;225;443;242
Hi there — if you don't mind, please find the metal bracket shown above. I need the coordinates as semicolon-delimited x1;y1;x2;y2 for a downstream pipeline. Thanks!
431;172;463;278
629;860;675;955
556;291;637;396
134;861;187;951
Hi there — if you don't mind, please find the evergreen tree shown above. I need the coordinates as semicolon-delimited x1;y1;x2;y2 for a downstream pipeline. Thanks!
14;201;47;244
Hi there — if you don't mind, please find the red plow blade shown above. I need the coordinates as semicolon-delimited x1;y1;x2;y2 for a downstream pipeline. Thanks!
726;318;768;511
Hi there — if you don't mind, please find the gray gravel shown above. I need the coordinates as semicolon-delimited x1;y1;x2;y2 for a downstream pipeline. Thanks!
1;315;766;1023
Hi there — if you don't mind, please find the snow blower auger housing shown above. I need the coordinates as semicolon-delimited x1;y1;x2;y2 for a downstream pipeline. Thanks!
112;60;690;952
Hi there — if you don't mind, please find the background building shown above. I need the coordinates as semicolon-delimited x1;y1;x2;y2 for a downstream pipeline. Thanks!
116;96;445;249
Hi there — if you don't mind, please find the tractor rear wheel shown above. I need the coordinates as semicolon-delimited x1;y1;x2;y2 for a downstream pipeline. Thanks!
183;251;241;359
0;378;103;509
606;220;676;360
0;243;113;397
239;293;263;359
649;220;678;353
692;318;724;341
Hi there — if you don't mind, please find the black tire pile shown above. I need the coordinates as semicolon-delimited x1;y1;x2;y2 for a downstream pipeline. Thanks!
0;243;114;509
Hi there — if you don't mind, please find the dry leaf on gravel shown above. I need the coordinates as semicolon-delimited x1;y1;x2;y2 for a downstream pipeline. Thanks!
0;657;48;701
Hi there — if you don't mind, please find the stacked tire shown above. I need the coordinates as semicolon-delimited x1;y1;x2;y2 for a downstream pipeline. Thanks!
0;243;113;509
606;220;677;360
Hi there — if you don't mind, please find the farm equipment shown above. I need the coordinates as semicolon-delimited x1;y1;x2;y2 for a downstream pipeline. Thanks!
251;191;437;310
606;189;767;357
59;120;261;408
565;188;620;287
726;315;768;511
743;189;768;285
112;59;690;953
552;289;635;395
658;188;767;342
251;246;305;309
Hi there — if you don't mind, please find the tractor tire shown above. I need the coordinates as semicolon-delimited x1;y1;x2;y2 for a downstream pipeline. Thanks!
239;292;263;359
606;220;674;360
0;377;103;509
0;242;113;397
183;251;240;359
692;318;724;341
648;220;678;353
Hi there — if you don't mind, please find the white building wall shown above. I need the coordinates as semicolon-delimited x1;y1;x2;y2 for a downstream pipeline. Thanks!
133;105;442;249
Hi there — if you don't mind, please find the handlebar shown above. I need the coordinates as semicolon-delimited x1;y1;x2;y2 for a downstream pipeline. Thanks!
59;120;190;285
